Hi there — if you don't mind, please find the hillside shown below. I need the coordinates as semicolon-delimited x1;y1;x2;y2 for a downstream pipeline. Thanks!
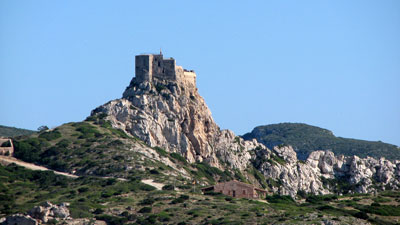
4;54;400;224
242;123;400;160
0;125;35;137
4;163;396;225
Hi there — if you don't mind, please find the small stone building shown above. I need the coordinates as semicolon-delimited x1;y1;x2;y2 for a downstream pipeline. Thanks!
201;180;267;199
0;138;14;156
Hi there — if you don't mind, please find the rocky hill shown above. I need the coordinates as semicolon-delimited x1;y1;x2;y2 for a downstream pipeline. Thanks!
5;53;400;224
242;123;400;160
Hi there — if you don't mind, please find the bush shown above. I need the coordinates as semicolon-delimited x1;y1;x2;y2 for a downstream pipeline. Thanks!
170;153;187;163
204;191;223;196
154;147;168;157
225;196;233;202
78;187;89;193
354;211;369;220
38;130;62;141
306;194;337;204
171;195;189;204
266;195;295;204
95;214;127;225
371;202;380;207
93;208;104;214
297;190;307;199
140;198;155;205
139;206;152;213
149;169;160;175
162;184;174;191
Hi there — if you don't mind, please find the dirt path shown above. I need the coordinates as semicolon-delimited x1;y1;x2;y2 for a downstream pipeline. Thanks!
141;179;165;190
0;156;78;178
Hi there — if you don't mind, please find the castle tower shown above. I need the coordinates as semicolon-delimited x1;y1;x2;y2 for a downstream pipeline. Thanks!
135;54;154;83
134;53;196;87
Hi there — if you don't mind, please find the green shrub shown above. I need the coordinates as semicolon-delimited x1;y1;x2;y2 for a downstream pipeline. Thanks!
171;195;189;204
78;187;89;193
170;153;187;163
306;194;337;204
95;214;127;225
139;206;152;213
38;130;62;141
154;147;168;157
266;195;295;204
56;139;71;148
140;198;155;205
225;196;233;202
162;184;174;191
360;205;400;216
354;211;369;220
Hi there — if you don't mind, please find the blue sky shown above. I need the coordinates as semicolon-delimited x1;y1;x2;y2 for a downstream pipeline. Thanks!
1;1;399;146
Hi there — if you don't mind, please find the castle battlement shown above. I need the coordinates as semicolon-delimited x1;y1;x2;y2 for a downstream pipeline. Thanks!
135;54;196;86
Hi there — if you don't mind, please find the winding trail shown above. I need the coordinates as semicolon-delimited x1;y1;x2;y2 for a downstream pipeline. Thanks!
0;155;78;178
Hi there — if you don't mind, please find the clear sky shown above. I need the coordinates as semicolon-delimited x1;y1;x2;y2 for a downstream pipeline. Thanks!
1;1;399;146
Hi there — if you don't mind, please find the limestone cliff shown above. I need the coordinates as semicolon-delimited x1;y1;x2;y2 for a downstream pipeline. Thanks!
92;54;260;170
253;145;400;196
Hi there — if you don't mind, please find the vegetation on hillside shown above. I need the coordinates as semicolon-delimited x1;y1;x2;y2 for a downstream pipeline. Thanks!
0;125;35;137
7;117;400;224
11;114;256;187
2;163;400;224
242;123;400;160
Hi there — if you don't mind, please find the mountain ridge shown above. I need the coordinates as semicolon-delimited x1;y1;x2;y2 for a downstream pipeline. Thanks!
243;122;400;160
0;125;35;137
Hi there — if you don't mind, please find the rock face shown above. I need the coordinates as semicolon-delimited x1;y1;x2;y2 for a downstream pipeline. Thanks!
92;54;263;169
1;214;38;225
253;145;400;196
1;202;70;225
92;53;400;196
28;201;70;223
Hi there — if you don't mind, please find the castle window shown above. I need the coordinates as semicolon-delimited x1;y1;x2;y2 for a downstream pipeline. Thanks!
243;190;246;195
158;61;161;67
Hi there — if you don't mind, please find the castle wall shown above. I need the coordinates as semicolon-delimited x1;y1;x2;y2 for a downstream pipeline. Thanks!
151;55;164;78
0;138;13;156
183;71;196;86
161;59;176;80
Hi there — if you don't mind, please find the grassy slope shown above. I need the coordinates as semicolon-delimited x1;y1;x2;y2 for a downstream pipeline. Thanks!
242;123;400;160
4;116;400;224
3;163;399;224
0;125;35;137
10;114;270;188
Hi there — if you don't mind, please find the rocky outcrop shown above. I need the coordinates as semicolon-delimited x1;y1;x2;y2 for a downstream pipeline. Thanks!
1;202;70;225
1;214;38;225
1;202;107;225
28;201;70;223
254;146;400;196
91;54;400;196
92;61;264;170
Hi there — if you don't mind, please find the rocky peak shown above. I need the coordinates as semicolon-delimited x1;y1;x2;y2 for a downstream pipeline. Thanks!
91;53;400;196
92;54;264;169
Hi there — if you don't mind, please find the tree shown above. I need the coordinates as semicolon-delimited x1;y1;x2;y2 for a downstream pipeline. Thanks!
37;125;49;132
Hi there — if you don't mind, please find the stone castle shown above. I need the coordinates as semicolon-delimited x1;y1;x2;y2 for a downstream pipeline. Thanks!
135;52;196;87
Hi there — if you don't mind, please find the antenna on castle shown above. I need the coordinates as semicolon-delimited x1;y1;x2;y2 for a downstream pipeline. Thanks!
160;48;163;55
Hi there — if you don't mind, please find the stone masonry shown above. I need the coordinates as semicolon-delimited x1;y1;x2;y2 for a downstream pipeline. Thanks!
0;138;13;156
